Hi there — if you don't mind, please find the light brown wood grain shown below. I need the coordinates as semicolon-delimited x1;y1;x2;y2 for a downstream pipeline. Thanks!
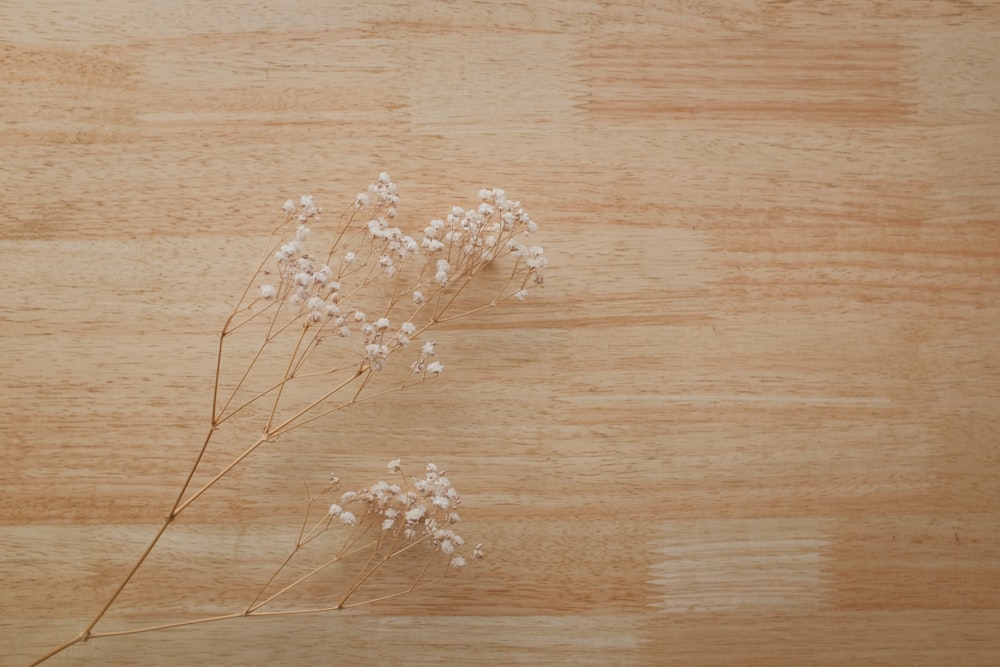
3;1;999;665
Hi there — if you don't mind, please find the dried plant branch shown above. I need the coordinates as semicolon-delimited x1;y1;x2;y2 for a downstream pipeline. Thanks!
27;174;541;666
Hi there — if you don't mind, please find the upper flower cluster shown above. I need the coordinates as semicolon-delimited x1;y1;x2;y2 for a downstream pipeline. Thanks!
243;173;545;381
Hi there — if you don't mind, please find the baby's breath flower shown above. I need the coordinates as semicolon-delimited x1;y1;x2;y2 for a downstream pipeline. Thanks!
343;251;356;264
282;199;296;213
387;458;401;473
450;556;466;568
426;360;444;375
365;342;390;370
328;503;343;516
339;511;357;526
260;284;277;299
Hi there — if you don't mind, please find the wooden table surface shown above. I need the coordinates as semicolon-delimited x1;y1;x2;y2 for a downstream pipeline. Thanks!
3;2;999;665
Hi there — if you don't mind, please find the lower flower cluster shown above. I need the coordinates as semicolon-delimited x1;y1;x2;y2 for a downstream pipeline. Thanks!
328;460;484;570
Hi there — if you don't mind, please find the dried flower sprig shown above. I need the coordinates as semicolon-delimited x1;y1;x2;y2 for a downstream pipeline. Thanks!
244;460;484;617
27;174;543;666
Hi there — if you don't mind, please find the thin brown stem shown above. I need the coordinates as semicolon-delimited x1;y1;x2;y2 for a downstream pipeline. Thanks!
65;515;175;653
269;371;414;437
170;428;217;515
173;433;268;516
244;498;335;611
264;324;310;433
87;612;246;639
338;574;445;610
433;300;500;324
210;312;235;425
223;295;282;335
214;329;274;423
263;370;364;440
246;538;378;613
25;635;85;667
336;530;433;608
432;273;476;322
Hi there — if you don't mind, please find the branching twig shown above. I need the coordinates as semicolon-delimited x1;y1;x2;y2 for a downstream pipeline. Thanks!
27;174;540;666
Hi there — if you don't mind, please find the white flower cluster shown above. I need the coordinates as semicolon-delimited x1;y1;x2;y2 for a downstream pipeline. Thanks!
410;340;443;377
326;461;484;569
248;174;546;382
256;176;433;374
355;171;400;216
359;175;419;277
263;196;331;308
263;174;413;305
353;312;421;371
420;188;546;290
